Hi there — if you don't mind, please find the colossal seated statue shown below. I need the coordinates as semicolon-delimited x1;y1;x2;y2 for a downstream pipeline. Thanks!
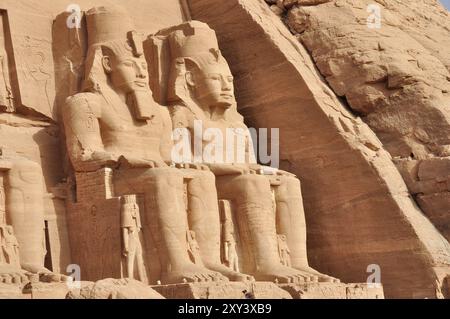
61;6;252;284
150;21;339;283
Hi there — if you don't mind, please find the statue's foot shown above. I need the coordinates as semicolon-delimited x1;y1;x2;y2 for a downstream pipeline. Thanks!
254;265;318;284
38;273;72;283
162;264;229;284
0;265;31;285
21;263;72;283
206;263;255;282
293;266;340;283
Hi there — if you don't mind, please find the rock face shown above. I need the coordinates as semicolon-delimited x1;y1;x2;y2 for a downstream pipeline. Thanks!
280;0;450;243
0;0;449;299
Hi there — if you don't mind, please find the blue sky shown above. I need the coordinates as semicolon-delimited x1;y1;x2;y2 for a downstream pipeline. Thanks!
441;0;450;10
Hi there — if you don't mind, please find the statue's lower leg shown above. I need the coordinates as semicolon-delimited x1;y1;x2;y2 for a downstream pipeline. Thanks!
218;174;314;284
185;170;253;282
275;176;339;283
137;169;227;284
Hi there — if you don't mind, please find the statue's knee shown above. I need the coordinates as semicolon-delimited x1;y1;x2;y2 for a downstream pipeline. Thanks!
235;174;269;196
193;170;216;189
285;176;302;195
152;168;183;187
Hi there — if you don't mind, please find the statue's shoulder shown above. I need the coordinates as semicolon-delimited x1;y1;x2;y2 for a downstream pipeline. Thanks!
63;92;103;115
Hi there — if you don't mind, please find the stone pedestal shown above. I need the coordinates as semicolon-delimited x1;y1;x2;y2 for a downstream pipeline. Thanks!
152;282;292;299
280;283;384;299
0;283;28;299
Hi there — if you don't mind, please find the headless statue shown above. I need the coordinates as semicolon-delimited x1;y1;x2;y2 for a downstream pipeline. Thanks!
163;22;338;283
62;6;251;284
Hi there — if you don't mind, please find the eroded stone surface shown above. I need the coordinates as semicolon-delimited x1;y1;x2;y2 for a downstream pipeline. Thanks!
278;0;450;247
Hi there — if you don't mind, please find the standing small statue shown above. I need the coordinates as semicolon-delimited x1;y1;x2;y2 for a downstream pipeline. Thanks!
220;201;239;272
1;226;20;268
277;234;291;267
186;230;202;265
121;195;146;282
224;235;239;273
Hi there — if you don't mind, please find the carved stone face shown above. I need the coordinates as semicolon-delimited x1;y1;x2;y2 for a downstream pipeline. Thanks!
188;60;235;109
103;51;149;94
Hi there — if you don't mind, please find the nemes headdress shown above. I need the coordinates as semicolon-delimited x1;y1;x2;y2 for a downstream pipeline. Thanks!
167;21;220;61
83;5;144;93
83;6;157;120
85;5;143;56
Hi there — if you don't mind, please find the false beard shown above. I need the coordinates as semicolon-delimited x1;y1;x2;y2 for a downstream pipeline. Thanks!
127;89;160;121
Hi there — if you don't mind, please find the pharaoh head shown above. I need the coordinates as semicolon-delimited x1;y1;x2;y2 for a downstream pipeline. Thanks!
84;6;147;93
83;6;157;119
183;50;235;110
99;39;148;94
164;22;238;114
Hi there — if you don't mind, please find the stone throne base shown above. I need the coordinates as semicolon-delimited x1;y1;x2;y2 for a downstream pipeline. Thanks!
152;282;384;299
279;283;384;299
0;280;384;299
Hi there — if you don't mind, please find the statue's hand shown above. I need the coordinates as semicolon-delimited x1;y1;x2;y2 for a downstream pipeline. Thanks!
208;163;257;176
276;169;297;178
248;163;262;172
175;163;210;171
88;151;119;165
118;156;166;169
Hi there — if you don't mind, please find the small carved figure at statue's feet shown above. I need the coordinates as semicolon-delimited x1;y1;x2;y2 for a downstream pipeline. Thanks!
162;264;229;284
